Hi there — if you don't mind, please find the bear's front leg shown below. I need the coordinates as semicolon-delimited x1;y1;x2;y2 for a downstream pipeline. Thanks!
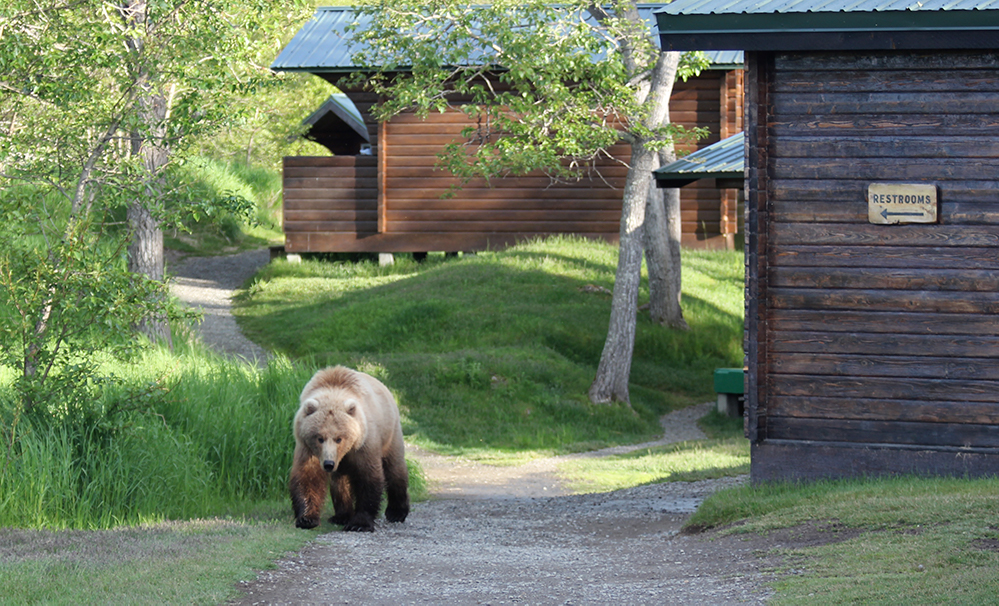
342;462;385;532
290;449;328;529
328;473;355;526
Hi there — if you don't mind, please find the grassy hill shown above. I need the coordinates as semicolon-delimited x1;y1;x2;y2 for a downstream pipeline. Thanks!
233;236;745;459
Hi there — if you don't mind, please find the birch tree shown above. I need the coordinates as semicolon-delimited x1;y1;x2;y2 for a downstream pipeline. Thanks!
0;0;307;408
349;0;706;403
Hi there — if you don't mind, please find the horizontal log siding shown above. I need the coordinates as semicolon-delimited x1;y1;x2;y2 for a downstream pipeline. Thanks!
762;50;999;453
666;71;738;247
287;72;741;253
283;155;379;252
382;108;625;242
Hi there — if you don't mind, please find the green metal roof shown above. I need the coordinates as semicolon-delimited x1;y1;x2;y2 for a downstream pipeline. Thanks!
654;132;743;188
655;0;999;51
272;5;744;73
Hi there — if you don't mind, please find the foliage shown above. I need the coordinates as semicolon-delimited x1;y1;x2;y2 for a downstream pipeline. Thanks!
0;190;194;413
188;72;334;170
0;0;304;203
234;237;745;457
349;0;708;186
0;0;311;408
165;156;285;251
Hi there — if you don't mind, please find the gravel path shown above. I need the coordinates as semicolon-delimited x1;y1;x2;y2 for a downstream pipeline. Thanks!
168;249;271;366
167;250;772;605
232;477;773;606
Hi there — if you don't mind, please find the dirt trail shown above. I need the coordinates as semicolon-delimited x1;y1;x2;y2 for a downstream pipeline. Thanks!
168;250;774;605
409;402;712;500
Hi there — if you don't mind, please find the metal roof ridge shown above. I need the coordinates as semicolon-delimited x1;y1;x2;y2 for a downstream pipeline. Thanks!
656;0;999;14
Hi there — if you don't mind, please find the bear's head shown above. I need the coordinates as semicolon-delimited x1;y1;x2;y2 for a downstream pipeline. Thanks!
294;389;367;473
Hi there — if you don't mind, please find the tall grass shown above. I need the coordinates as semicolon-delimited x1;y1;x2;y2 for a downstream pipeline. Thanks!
0;349;304;528
0;342;431;529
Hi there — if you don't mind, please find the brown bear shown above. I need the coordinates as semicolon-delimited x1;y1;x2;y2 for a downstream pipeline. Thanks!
289;366;410;531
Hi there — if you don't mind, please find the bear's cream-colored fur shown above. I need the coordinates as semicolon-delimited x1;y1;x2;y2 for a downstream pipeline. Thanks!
290;366;409;531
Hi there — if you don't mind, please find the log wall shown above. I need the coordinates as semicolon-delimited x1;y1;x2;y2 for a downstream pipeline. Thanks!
284;70;742;253
746;50;999;481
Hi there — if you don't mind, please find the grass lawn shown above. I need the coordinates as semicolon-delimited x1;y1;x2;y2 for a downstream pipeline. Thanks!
690;476;999;605
0;516;311;606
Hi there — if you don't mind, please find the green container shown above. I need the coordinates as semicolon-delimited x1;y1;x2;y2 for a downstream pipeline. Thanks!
713;368;744;395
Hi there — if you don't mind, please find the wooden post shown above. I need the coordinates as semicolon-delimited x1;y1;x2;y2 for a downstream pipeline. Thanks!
744;51;774;446
378;119;387;234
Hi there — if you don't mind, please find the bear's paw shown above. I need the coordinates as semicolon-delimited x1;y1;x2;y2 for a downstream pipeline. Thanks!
342;512;376;532
385;506;409;523
295;515;320;530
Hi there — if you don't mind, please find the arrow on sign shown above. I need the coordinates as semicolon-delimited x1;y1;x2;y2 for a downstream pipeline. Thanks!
880;208;925;219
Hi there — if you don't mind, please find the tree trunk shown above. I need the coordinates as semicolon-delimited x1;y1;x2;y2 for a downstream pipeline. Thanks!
127;202;171;345
588;35;682;404
125;0;173;346
644;155;688;330
127;96;173;346
588;142;657;404
640;46;687;331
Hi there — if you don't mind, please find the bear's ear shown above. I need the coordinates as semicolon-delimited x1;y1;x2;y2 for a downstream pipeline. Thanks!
303;399;319;417
345;400;358;416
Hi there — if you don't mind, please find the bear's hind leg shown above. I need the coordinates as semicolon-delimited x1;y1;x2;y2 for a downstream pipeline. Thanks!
290;449;328;529
383;452;410;523
328;473;355;526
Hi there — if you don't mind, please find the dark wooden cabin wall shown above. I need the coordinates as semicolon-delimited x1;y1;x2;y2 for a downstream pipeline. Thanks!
381;109;628;243
287;71;741;253
754;51;999;459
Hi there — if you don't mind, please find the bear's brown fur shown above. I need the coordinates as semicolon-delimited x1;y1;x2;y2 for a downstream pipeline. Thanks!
290;366;409;531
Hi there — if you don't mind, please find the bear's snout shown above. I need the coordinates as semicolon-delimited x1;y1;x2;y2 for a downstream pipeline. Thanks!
323;460;337;472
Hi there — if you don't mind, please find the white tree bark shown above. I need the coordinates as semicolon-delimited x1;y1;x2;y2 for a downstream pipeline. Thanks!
644;153;688;330
588;45;683;403
588;142;657;404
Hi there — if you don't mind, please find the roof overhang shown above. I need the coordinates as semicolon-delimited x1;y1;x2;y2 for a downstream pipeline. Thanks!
655;3;999;51
654;132;743;189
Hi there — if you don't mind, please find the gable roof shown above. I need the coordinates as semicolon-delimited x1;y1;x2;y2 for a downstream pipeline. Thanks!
272;5;744;73
655;0;999;51
654;132;743;188
302;93;369;142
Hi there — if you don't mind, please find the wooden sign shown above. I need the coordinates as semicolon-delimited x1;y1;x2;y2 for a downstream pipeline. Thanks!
868;183;937;225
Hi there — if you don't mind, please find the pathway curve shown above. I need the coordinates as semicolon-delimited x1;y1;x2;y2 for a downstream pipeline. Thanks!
413;401;713;499
168;248;271;366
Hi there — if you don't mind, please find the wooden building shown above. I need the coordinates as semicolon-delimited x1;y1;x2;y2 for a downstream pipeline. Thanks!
658;0;999;482
272;6;744;254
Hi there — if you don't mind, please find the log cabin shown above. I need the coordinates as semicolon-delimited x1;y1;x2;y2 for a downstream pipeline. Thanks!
271;5;745;255
657;0;999;482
